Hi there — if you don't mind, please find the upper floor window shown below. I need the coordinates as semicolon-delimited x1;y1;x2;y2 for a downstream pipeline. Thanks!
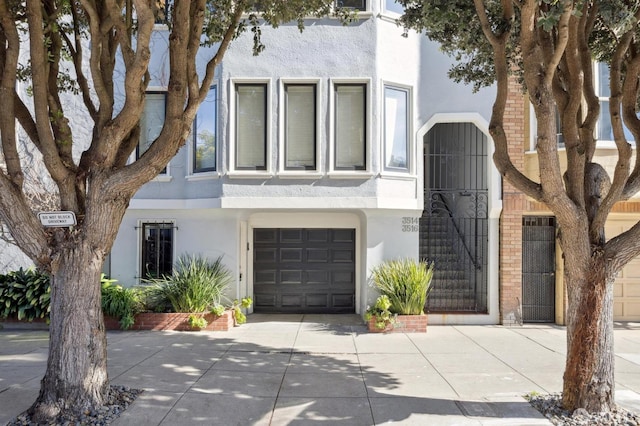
334;83;367;171
384;85;409;171
138;92;167;174
596;62;634;143
384;0;404;14
284;84;317;171
336;0;366;10
235;83;268;171
193;86;217;173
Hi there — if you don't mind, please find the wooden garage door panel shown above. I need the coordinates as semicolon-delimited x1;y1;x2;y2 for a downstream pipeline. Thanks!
253;228;356;313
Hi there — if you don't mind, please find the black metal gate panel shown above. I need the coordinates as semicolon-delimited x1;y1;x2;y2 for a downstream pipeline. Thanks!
522;217;556;322
420;123;488;313
253;228;356;313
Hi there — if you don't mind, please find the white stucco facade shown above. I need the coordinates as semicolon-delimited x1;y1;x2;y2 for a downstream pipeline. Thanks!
106;3;500;323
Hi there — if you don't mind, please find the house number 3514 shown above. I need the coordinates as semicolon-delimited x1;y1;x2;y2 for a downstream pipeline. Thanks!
401;217;419;232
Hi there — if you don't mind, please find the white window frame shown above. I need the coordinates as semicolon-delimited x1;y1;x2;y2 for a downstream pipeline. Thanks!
186;84;220;181
529;62;636;151
278;78;322;178
382;82;413;175
137;219;177;283
229;78;273;178
133;89;171;182
595;62;636;146
329;78;373;178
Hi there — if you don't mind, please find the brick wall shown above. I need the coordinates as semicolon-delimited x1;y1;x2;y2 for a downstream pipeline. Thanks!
500;76;526;326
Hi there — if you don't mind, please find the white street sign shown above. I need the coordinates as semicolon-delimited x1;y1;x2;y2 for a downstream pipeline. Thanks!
38;211;77;227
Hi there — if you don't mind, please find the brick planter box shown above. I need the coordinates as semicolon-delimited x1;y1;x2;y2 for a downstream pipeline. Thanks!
105;310;234;331
367;314;427;333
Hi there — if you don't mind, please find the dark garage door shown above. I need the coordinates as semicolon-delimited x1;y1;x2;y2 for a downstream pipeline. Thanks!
253;228;356;313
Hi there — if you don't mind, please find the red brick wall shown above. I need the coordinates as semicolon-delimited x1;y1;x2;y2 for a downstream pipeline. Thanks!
105;310;235;331
500;76;526;326
367;314;428;333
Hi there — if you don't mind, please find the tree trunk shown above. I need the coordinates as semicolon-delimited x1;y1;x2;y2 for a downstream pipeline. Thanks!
29;238;109;422
562;251;615;413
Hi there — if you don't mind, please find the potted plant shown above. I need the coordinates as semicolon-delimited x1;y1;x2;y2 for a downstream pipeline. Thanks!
366;258;434;333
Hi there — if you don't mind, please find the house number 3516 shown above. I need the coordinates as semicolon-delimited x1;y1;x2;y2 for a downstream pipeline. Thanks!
401;217;419;232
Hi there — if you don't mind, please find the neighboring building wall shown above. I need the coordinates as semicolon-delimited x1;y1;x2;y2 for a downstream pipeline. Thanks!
0;241;33;274
500;76;526;326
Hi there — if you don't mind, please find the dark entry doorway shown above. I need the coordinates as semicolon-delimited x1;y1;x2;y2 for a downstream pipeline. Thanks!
420;123;489;313
522;216;556;323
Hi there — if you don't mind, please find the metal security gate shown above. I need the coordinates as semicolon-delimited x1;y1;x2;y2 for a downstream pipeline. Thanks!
420;123;488;313
522;217;556;322
253;228;356;313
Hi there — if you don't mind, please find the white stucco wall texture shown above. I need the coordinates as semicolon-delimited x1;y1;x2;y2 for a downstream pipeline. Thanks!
109;11;499;323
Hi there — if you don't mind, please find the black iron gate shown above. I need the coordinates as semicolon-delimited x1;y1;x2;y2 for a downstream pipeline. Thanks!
522;217;556;322
420;123;488;313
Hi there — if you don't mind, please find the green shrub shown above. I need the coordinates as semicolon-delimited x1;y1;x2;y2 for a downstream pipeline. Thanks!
229;297;252;325
370;259;434;315
364;295;396;329
143;254;232;313
188;314;208;330
0;268;51;321
101;275;142;330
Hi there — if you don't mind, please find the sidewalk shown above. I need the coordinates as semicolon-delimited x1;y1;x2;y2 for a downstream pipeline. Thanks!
2;316;640;425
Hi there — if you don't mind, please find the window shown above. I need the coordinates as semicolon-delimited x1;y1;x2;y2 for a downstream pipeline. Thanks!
285;84;317;170
384;0;404;14
384;86;409;171
334;83;367;170
193;86;217;173
154;1;171;24
336;0;366;10
596;62;634;142
137;92;167;174
141;223;173;279
235;83;267;170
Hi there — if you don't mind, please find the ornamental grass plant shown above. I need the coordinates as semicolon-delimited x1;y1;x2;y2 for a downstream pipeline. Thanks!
143;254;232;313
370;258;434;315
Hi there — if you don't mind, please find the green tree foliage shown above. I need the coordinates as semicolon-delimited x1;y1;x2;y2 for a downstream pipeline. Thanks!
0;1;357;422
399;0;640;414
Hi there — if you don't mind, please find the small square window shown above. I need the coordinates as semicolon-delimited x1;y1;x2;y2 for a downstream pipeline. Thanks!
141;223;174;279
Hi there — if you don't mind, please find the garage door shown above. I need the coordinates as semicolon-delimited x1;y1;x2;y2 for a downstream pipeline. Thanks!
253;228;356;313
607;220;640;321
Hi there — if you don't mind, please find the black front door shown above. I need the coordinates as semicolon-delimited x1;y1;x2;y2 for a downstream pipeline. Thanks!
522;217;556;323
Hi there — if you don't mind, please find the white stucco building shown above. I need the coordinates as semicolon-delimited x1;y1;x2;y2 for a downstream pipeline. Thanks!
105;1;503;324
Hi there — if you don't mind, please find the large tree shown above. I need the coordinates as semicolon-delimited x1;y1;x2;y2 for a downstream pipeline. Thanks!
400;0;640;414
0;0;353;422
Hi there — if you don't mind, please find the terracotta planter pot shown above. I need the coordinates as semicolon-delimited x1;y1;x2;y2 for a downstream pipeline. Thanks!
104;310;234;331
367;314;427;333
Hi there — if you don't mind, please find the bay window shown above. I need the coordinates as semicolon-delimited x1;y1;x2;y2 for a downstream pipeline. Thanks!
384;85;409;171
334;83;367;171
